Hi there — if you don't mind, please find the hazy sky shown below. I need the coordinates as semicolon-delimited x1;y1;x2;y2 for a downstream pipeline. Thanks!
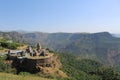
0;0;120;33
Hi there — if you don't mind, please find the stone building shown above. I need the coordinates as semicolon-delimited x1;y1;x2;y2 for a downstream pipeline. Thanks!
7;50;24;60
6;42;54;73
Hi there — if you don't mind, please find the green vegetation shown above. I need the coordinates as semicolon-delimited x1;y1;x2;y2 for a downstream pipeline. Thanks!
0;50;120;80
0;72;55;80
1;31;120;79
58;53;120;80
0;56;16;74
1;31;120;68
1;31;120;67
0;39;21;49
0;63;16;74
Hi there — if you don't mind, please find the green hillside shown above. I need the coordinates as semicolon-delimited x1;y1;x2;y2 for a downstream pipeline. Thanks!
0;51;120;80
59;53;120;80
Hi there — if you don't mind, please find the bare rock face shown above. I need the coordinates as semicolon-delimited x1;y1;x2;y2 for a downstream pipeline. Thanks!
37;55;68;78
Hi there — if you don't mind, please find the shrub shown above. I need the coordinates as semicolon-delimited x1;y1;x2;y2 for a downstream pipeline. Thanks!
0;40;20;49
0;56;17;74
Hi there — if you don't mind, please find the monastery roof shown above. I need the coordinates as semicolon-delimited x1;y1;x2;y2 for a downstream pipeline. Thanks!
9;50;23;54
26;53;53;60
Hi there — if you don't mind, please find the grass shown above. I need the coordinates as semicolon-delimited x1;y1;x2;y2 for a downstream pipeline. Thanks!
0;72;55;80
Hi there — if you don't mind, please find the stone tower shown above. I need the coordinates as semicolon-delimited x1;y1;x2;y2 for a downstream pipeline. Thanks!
37;42;42;51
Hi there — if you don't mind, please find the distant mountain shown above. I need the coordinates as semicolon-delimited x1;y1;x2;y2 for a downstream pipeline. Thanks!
1;31;120;67
112;34;120;38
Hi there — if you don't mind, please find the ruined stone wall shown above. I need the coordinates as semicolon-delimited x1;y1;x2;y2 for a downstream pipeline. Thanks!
12;55;54;73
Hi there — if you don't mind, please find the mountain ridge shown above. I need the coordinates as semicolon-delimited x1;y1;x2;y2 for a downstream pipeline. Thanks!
0;31;120;67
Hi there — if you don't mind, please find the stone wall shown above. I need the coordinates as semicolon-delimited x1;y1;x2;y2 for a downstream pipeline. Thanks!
12;55;54;73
